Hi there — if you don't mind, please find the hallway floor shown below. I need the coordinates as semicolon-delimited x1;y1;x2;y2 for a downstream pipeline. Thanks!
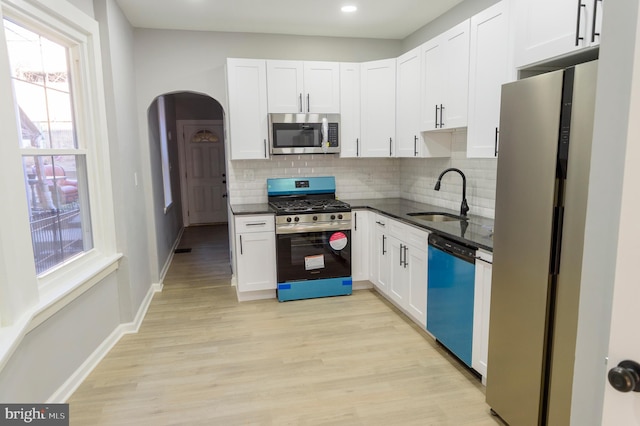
68;224;502;425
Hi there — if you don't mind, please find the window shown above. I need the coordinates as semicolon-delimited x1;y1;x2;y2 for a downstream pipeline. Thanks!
157;96;173;212
4;18;92;275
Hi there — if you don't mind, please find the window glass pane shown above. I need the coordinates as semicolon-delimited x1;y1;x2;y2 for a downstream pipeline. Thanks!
4;19;76;149
23;151;93;274
23;155;92;275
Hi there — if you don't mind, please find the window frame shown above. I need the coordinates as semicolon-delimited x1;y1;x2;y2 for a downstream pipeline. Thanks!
0;0;118;331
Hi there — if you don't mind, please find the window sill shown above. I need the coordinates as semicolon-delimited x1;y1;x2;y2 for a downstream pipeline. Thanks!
0;253;122;372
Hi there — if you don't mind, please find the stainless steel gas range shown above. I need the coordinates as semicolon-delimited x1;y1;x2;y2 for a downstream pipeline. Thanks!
267;177;352;302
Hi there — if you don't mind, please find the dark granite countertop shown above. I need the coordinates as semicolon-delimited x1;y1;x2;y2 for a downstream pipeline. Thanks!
231;198;494;251
344;198;494;252
230;203;273;215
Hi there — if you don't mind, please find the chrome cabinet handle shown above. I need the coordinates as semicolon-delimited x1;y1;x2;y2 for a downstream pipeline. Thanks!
246;222;267;226
440;104;445;128
399;244;404;266
494;127;499;157
389;138;393;156
264;139;267;158
299;93;303;112
307;93;310;112
382;235;387;254
239;235;243;255
356;138;359;157
414;135;418;157
435;105;439;128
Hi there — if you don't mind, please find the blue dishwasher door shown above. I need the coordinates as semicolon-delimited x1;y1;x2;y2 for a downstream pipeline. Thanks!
427;237;476;367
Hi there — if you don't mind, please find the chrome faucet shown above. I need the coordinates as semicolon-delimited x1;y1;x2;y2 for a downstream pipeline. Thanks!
434;168;469;217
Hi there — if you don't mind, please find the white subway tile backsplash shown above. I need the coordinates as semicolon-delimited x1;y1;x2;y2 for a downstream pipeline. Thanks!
229;133;497;218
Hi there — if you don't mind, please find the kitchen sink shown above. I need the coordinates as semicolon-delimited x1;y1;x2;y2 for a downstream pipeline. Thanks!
407;212;468;222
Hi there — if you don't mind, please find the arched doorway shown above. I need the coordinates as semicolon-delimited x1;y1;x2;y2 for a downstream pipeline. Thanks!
151;91;228;227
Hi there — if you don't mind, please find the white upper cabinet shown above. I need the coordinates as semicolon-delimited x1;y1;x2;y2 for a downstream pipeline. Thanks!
339;62;361;158
513;0;603;68
395;47;424;158
266;60;340;113
420;19;471;132
467;1;513;158
361;58;396;157
226;58;269;160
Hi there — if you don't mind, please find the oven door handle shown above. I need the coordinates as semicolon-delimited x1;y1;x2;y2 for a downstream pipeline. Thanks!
276;222;351;234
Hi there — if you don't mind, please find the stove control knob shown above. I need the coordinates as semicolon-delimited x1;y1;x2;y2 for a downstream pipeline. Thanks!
286;217;292;223
294;217;300;222
338;214;343;220
313;216;318;221
331;214;336;220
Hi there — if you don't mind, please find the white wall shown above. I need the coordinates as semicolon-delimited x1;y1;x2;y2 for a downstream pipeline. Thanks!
571;1;639;424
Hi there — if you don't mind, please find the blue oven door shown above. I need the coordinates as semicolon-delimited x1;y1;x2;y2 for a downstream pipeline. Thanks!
276;229;352;301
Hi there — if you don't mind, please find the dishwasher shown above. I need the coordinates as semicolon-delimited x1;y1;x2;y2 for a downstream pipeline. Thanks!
427;233;476;367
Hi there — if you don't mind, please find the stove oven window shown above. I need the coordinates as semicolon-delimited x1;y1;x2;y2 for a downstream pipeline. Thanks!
276;230;351;283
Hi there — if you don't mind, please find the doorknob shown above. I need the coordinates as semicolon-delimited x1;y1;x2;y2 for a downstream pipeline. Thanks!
608;360;640;392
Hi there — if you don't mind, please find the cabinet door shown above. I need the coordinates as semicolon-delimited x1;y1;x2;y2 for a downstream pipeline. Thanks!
236;231;277;292
227;58;269;160
472;251;493;382
361;58;396;157
266;60;304;113
407;244;427;328
372;217;391;294
467;1;511;158
420;38;444;131
441;19;470;130
396;47;423;158
351;210;370;281
389;236;407;306
513;0;602;68
304;61;340;113
339;62;361;158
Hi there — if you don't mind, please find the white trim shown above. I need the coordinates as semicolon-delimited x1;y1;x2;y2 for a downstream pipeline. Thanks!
48;282;162;403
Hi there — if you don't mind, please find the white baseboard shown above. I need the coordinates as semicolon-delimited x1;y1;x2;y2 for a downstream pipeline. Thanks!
49;282;162;403
158;227;184;282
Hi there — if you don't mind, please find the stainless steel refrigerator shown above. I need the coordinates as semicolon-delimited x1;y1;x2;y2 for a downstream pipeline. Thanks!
486;60;598;426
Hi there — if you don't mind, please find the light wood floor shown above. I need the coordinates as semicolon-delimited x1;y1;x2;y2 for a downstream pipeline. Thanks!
68;224;503;425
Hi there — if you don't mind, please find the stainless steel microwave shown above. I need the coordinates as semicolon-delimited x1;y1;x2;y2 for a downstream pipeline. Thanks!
269;113;340;155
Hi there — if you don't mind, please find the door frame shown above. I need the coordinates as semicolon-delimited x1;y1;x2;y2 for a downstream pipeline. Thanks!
177;119;226;227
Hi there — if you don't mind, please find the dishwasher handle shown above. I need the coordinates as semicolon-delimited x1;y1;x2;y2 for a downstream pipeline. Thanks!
428;233;477;263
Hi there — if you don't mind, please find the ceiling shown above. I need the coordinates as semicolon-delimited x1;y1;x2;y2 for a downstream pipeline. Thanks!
114;0;465;40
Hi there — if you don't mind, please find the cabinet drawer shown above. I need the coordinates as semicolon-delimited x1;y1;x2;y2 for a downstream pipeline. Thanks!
403;226;429;249
235;215;275;233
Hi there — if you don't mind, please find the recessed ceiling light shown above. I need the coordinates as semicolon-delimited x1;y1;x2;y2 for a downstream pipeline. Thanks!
341;5;357;13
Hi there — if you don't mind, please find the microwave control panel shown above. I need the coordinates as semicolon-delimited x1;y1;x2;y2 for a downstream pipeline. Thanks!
327;123;339;147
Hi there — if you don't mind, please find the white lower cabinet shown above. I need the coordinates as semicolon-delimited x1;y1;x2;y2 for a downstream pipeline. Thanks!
472;249;493;384
371;214;429;328
235;215;277;296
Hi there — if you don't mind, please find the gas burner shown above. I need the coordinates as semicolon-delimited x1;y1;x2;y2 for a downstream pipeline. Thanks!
269;198;350;214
